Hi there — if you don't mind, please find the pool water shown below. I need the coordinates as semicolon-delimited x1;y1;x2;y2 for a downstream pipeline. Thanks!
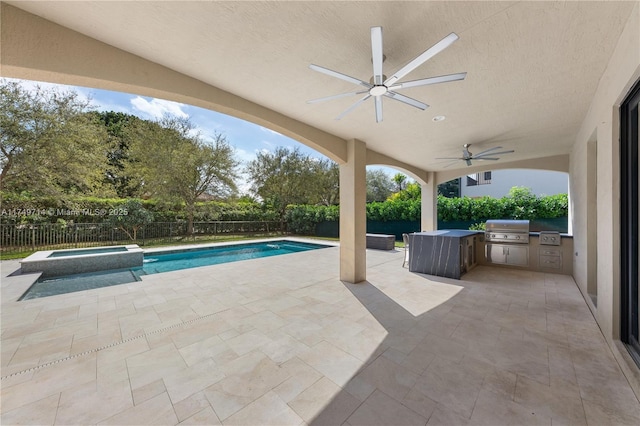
140;241;325;274
20;240;329;300
20;269;142;300
47;246;128;257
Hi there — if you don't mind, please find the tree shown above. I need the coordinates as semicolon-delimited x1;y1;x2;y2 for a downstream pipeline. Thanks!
389;182;421;201
246;146;326;227
0;80;110;196
392;173;407;192
94;111;144;197
438;178;460;198
366;169;394;202
127;115;239;235
108;199;154;241
309;158;339;206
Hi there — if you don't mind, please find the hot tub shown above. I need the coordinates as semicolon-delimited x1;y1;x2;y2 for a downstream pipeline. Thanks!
20;245;144;277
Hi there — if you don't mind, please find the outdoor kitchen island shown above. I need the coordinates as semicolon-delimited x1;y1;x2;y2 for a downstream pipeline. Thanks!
407;230;480;279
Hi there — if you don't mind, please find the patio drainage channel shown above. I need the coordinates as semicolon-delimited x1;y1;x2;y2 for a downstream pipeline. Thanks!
0;308;230;381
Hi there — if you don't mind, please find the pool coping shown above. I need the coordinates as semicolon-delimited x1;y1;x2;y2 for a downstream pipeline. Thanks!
9;238;340;302
20;244;144;277
141;236;338;254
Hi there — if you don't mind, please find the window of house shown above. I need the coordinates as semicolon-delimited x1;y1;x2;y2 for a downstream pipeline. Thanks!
466;172;492;186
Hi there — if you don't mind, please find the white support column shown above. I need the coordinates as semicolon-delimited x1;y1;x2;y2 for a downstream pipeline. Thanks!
339;139;367;283
421;172;438;231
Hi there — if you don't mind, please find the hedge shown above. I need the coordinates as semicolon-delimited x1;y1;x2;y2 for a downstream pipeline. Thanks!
2;190;568;235
285;191;568;235
0;194;276;224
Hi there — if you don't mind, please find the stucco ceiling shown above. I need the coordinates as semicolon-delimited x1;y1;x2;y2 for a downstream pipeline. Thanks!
5;1;636;173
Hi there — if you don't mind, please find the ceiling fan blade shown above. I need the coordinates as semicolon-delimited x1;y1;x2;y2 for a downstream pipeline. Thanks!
435;157;462;160
385;91;429;110
474;157;500;160
443;160;460;168
371;27;384;85
374;96;383;123
309;64;372;88
471;146;503;157
384;32;459;87
336;94;371;120
388;72;467;90
307;90;369;104
475;150;514;158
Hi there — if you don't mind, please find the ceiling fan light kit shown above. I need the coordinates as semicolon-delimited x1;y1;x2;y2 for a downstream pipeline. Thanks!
308;26;467;123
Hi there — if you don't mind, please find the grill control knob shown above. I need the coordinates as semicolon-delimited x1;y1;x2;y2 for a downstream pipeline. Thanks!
491;234;496;238
504;235;508;239
516;235;520;239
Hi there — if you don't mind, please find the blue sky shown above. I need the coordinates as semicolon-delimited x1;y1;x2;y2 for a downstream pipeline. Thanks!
9;78;323;163
9;78;397;193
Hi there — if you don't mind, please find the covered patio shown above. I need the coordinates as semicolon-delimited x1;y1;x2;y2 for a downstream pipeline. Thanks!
1;1;640;423
2;245;639;425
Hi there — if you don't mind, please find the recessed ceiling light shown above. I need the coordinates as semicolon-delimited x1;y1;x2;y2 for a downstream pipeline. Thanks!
432;115;446;122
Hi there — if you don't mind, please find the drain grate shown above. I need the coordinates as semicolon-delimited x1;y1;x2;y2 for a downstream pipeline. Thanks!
1;309;227;380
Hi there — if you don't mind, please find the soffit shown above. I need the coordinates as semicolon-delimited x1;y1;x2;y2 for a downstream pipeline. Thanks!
6;1;635;173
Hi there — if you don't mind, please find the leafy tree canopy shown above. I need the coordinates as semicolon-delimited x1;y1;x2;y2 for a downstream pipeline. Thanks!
392;173;408;192
366;169;394;202
0;80;111;197
126;115;239;234
107;199;154;240
438;178;460;198
92;111;145;197
245;146;338;224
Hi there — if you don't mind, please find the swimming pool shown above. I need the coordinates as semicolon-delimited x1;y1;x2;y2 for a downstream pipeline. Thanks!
20;240;330;300
140;241;327;274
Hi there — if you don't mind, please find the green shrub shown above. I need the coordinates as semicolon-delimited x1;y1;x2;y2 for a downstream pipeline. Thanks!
285;204;340;234
1;187;569;230
107;199;154;240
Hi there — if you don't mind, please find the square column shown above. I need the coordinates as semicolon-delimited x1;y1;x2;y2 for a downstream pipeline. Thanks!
421;173;437;231
339;139;367;283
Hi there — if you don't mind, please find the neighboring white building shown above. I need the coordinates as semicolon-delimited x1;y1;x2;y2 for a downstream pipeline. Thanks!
459;169;568;198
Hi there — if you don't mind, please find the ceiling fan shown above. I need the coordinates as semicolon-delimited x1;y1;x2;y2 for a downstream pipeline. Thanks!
436;144;515;167
307;26;466;123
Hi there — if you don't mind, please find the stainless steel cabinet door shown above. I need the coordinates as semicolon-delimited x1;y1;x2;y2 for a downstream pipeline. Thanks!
485;244;507;264
505;245;529;266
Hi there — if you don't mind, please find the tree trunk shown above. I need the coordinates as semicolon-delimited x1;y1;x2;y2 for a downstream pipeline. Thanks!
279;208;286;233
0;155;12;190
187;210;194;236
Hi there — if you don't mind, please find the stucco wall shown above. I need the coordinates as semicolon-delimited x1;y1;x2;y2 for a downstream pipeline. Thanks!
570;1;640;393
460;169;568;198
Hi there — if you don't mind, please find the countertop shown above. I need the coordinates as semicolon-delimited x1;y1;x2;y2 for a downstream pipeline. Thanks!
413;230;481;238
528;232;573;238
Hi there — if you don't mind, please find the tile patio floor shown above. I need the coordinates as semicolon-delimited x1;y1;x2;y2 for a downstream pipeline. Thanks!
1;241;640;425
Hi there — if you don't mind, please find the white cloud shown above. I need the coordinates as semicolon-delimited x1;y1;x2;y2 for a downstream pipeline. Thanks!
130;96;188;119
260;127;282;136
236;171;253;195
235;148;257;164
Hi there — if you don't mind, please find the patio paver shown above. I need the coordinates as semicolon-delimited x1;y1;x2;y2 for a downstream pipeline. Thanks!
1;243;639;425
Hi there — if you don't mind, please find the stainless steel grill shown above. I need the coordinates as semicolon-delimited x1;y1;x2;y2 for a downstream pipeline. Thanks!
485;220;530;244
539;231;561;246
